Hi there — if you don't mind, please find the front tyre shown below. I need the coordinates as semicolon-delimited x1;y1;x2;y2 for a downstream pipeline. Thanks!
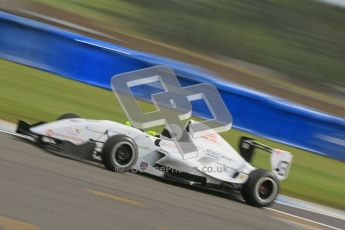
102;135;138;173
241;169;279;207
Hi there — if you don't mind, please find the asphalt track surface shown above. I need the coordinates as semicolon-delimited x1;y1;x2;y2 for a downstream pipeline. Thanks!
0;132;344;230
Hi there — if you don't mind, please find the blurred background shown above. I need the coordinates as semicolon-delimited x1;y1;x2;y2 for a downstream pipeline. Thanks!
1;0;344;117
0;0;345;210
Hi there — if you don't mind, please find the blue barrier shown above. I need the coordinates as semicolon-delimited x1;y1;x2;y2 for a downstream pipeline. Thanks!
1;12;344;161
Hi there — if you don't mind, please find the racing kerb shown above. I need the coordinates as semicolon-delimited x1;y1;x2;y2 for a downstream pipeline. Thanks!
0;12;344;161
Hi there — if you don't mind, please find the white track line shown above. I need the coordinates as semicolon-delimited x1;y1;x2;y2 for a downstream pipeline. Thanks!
276;200;345;221
266;208;343;230
272;216;323;230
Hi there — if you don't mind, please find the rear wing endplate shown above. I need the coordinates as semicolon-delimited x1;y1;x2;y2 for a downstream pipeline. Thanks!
239;137;293;180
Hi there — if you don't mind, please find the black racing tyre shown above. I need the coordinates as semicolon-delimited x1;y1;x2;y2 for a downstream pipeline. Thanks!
57;113;81;120
102;135;138;172
241;169;279;207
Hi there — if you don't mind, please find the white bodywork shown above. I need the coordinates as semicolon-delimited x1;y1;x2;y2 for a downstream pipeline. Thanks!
30;118;292;185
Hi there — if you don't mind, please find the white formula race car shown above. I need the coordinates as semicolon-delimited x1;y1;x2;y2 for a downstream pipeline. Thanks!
13;113;292;207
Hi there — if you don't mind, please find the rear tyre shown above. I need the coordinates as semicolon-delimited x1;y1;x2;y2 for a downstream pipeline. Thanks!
241;169;279;207
57;113;81;120
102;135;138;172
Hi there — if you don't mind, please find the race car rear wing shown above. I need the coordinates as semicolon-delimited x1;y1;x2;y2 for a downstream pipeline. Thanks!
239;137;293;180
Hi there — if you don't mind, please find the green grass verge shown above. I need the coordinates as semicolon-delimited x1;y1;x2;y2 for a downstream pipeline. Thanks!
0;59;344;209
